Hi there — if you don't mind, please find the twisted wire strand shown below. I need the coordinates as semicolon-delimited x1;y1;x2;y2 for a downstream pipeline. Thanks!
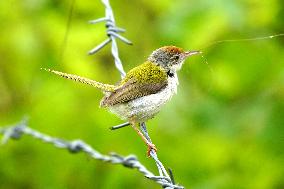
0;119;183;189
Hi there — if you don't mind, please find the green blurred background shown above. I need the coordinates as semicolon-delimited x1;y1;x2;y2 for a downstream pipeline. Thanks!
0;0;284;188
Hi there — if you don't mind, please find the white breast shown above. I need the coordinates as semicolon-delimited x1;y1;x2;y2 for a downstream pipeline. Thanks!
109;74;179;123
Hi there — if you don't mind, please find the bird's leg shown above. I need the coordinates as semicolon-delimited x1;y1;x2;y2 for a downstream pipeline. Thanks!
140;122;157;157
139;122;152;143
130;122;157;157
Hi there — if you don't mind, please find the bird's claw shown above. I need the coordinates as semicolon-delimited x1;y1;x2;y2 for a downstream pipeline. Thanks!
146;142;157;157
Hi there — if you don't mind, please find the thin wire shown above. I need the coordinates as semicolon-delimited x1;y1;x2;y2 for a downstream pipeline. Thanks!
59;0;76;63
200;33;284;50
197;33;284;93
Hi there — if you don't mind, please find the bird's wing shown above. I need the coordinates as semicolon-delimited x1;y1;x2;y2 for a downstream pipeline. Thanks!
100;78;167;107
100;61;168;107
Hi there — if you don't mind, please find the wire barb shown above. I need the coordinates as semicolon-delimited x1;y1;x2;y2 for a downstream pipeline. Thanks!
168;168;176;185
109;122;130;130
88;0;132;78
0;119;184;189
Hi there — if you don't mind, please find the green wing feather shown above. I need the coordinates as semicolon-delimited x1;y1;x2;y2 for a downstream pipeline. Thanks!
100;61;168;107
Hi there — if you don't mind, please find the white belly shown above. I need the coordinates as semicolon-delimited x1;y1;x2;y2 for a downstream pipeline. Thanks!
109;75;179;123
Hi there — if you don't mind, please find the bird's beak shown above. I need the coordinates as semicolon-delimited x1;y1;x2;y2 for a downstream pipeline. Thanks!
184;50;202;57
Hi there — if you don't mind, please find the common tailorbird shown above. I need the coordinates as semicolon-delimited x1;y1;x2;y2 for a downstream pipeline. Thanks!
43;46;201;156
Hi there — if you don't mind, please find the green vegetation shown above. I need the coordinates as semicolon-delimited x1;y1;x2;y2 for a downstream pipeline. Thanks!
0;0;283;188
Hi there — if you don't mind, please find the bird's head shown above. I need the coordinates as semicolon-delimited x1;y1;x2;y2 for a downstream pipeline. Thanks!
148;46;201;72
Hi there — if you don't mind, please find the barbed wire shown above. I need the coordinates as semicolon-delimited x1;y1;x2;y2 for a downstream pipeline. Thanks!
0;118;183;189
88;0;179;186
0;0;184;188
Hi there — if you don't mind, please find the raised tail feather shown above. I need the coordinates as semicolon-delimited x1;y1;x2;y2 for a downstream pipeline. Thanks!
41;68;116;92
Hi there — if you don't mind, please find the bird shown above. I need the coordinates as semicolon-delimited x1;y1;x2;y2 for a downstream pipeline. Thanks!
42;46;201;156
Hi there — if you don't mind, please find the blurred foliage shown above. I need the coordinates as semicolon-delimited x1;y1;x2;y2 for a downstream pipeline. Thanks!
0;0;284;188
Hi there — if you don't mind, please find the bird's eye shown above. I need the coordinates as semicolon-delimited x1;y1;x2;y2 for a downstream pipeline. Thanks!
173;55;179;60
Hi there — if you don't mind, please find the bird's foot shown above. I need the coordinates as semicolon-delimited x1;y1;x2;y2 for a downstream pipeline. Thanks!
146;142;157;157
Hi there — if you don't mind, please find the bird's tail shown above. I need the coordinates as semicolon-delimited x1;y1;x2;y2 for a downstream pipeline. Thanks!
41;68;117;92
